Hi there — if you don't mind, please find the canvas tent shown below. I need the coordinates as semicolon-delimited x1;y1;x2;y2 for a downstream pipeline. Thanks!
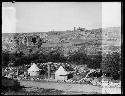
55;66;69;80
28;63;41;76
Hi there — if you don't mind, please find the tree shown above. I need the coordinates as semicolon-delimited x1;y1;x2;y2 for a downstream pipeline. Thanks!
102;52;121;79
2;51;10;67
37;38;45;48
67;52;89;65
28;48;33;54
14;57;25;66
42;50;66;63
15;51;24;57
8;53;16;64
37;53;48;63
87;54;102;69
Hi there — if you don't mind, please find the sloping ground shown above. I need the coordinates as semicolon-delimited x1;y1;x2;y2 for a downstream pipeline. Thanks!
19;80;102;94
2;87;64;95
2;27;121;55
19;80;121;94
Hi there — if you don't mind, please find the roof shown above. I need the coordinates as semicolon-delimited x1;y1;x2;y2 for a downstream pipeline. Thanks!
28;63;40;71
55;66;69;75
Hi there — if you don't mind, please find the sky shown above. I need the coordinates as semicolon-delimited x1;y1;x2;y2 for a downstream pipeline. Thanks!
2;2;121;33
102;2;121;28
2;6;16;33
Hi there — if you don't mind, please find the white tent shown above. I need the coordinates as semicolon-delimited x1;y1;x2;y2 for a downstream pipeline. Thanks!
28;63;41;76
55;66;69;80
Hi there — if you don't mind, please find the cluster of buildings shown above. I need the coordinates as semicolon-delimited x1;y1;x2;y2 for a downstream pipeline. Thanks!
2;62;121;94
2;62;73;81
27;63;71;81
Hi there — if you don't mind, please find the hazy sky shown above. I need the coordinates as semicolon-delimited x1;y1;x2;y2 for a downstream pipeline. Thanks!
102;2;121;28
2;2;121;33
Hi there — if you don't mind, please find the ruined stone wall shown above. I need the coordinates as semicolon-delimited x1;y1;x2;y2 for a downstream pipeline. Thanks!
2;33;17;52
2;33;41;53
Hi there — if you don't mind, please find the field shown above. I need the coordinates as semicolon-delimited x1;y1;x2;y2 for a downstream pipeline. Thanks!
2;78;121;95
19;80;102;94
2;88;64;95
18;80;121;94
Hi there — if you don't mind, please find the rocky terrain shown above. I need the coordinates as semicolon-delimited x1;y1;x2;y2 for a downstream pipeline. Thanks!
2;27;121;56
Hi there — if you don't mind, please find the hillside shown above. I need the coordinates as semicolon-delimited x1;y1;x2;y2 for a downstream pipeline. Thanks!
102;27;121;46
2;27;121;55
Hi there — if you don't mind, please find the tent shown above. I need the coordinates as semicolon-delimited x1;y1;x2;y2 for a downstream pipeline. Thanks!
55;66;69;81
28;63;41;76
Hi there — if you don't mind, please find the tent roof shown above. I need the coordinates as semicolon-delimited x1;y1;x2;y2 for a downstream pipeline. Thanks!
55;66;69;75
28;63;40;71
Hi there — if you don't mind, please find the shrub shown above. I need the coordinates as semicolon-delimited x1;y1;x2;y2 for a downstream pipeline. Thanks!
87;54;102;69
67;52;101;69
67;52;89;65
2;76;23;93
45;51;67;63
2;51;9;67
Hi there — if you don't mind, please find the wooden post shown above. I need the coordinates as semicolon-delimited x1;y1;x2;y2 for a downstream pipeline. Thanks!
48;62;51;79
17;67;19;76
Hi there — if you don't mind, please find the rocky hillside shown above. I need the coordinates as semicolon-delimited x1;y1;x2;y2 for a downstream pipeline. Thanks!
2;27;121;55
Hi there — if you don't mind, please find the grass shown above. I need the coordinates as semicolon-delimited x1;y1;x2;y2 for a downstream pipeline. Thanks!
2;76;64;95
2;87;64;95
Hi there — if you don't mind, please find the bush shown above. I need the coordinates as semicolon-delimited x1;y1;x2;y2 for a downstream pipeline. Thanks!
45;51;67;63
67;52;89;65
2;76;23;93
87;55;102;69
67;52;101;69
2;51;10;67
112;72;120;80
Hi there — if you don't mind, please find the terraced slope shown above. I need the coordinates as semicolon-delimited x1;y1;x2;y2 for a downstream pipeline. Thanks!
2;27;121;55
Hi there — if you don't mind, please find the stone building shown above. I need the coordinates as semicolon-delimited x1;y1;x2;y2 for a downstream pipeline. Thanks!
55;66;69;81
27;63;41;76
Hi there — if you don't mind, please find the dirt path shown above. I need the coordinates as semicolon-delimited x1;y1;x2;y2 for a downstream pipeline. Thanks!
19;80;102;94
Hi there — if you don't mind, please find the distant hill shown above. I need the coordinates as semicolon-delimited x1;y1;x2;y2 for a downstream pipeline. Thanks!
2;27;121;55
